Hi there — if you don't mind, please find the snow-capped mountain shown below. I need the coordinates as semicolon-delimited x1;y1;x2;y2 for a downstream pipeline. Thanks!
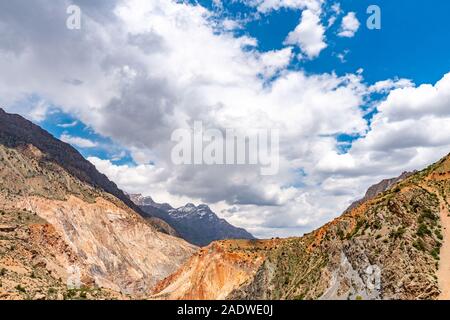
128;195;255;246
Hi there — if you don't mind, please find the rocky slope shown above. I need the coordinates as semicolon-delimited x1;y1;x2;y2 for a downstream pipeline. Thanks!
0;207;125;300
154;153;450;300
0;109;175;236
129;194;255;246
152;239;281;300
345;171;414;213
0;109;196;299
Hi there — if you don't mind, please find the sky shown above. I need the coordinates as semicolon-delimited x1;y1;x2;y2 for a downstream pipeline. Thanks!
0;0;449;238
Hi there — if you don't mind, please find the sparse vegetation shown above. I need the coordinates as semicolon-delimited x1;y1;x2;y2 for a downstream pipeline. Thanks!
390;227;406;240
417;223;431;237
15;284;26;293
413;239;426;251
431;248;440;260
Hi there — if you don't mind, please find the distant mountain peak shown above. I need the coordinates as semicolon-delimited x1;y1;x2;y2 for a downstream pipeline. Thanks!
127;193;156;206
133;196;255;246
180;203;197;210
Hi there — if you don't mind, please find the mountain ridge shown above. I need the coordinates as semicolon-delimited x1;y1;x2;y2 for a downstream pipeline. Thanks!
128;194;255;246
153;153;450;300
0;108;176;236
0;109;196;299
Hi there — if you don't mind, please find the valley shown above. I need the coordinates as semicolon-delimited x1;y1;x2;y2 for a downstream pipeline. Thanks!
1;108;449;300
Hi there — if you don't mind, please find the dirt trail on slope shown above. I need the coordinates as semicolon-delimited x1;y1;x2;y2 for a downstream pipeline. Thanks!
420;183;450;300
437;196;450;300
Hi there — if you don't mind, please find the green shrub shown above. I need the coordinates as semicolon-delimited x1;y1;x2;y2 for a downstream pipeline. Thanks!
47;288;56;294
419;209;437;223
431;248;440;260
15;285;26;293
390;227;406;240
417;224;431;237
372;220;382;230
79;290;87;299
413;239;426;251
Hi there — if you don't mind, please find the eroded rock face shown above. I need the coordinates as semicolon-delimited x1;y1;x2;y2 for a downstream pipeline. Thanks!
0;208;125;300
0;109;197;298
156;154;450;300
6;195;197;296
152;240;280;300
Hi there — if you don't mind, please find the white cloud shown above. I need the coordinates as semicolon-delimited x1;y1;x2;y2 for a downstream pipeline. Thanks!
88;156;200;208
28;99;50;122
0;0;367;237
336;49;349;63
377;74;450;121
315;72;450;183
330;3;342;15
338;12;360;38
60;133;98;148
253;0;324;14
327;2;342;27
368;78;414;93
284;9;327;59
259;47;293;77
0;0;449;238
57;120;78;128
222;19;242;31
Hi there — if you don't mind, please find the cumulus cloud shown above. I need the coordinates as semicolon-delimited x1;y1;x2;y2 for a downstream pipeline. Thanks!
0;0;449;238
338;12;360;38
259;47;293;77
316;72;450;182
284;9;327;59
376;74;450;121
88;156;199;207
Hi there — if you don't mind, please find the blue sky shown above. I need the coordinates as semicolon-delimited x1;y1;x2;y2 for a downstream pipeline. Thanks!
40;109;135;165
219;0;450;85
2;0;449;237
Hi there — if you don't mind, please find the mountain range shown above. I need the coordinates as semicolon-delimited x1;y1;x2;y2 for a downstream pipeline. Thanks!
128;194;255;246
1;108;449;300
0;108;195;299
153;154;450;300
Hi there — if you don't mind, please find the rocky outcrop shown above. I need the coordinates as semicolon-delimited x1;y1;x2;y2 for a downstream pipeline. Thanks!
345;171;414;213
0;208;125;300
152;240;280;300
